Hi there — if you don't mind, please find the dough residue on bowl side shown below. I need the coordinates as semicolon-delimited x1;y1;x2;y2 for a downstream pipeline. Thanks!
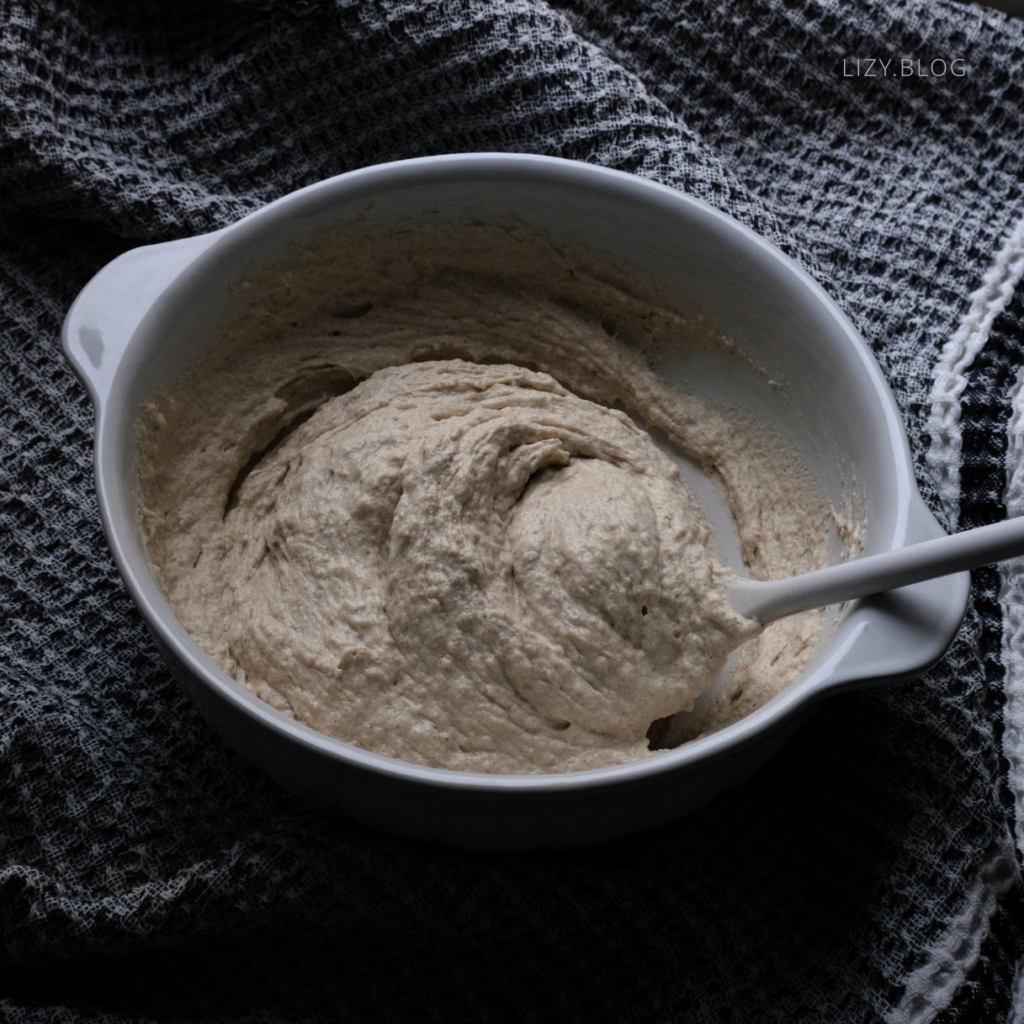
138;220;854;773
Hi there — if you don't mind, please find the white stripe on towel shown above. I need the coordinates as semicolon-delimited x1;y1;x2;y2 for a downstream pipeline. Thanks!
927;213;1024;530
1002;362;1024;863
886;841;1018;1024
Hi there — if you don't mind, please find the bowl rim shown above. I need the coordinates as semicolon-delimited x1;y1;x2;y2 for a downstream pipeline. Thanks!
63;152;965;794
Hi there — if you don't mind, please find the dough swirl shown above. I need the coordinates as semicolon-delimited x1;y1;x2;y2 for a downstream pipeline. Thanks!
139;221;843;773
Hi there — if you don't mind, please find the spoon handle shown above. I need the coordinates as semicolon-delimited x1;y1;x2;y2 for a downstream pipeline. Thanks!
726;515;1024;625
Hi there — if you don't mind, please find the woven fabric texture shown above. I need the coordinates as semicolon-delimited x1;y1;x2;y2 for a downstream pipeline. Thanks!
2;0;1024;1020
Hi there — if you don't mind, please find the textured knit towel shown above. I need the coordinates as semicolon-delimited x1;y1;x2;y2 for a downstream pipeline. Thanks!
2;1;1024;1021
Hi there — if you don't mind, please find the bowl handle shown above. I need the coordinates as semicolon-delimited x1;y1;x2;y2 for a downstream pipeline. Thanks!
62;231;226;408
814;492;969;695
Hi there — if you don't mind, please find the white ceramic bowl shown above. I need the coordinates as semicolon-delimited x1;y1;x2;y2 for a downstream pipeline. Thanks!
62;154;968;850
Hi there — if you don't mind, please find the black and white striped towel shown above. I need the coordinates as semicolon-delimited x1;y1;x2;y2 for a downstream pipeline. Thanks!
2;1;1023;1020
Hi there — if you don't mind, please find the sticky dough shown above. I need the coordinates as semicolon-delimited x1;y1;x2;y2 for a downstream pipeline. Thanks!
139;221;845;773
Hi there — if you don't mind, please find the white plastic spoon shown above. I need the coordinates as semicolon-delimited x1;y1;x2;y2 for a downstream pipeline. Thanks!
726;516;1024;624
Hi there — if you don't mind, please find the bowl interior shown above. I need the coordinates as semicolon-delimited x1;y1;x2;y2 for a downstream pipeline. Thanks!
99;158;913;780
